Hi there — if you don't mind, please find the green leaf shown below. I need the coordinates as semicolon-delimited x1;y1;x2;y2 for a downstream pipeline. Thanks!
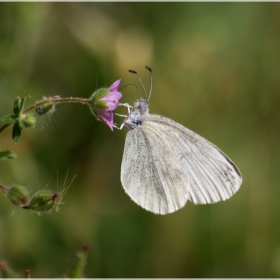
0;150;17;159
13;96;25;116
12;121;23;144
19;97;26;112
0;114;16;125
13;96;21;116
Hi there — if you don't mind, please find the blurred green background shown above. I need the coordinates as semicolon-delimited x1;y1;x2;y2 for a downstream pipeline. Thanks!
0;2;280;277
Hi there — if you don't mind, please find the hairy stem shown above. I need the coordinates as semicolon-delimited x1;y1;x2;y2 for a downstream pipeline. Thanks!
23;97;91;113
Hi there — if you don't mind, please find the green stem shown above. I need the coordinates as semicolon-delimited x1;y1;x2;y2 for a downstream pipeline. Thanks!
0;97;91;134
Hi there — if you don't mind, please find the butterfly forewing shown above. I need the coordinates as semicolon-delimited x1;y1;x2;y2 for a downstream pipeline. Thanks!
121;125;190;214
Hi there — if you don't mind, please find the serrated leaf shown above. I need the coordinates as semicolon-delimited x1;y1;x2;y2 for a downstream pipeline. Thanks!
12;121;23;144
0;150;17;159
0;114;16;125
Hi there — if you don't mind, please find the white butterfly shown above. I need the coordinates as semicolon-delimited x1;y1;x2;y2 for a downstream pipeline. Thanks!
120;67;242;215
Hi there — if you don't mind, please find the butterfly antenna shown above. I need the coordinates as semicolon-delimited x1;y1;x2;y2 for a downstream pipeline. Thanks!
145;66;153;101
128;69;147;99
120;83;141;99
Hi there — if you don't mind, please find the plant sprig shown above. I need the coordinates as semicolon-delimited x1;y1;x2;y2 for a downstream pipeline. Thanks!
0;96;91;143
0;79;122;214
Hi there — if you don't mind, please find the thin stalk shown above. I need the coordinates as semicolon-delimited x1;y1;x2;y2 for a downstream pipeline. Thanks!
23;97;91;114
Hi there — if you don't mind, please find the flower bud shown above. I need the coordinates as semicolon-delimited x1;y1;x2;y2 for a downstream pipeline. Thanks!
36;103;56;117
6;185;30;206
28;190;58;213
22;114;36;128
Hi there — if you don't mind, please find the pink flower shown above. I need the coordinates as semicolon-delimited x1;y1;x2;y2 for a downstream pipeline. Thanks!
90;79;122;131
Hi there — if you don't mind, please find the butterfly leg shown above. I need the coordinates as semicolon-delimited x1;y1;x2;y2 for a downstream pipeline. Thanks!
112;117;127;130
112;123;121;130
115;103;133;130
112;118;127;130
119;103;133;114
115;113;128;118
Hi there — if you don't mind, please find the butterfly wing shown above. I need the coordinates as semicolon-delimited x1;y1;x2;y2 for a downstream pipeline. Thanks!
144;114;242;205
121;124;190;214
121;114;242;214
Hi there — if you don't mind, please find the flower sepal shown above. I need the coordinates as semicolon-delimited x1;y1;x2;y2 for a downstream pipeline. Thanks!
90;88;111;110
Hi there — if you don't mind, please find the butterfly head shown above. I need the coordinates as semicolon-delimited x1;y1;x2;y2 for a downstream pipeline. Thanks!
134;98;149;115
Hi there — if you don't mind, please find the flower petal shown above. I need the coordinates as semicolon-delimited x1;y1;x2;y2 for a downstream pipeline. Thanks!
100;91;122;111
105;101;118;111
109;79;121;91
97;109;114;131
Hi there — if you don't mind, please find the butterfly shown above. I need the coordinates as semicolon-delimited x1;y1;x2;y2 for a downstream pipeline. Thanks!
120;66;242;215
